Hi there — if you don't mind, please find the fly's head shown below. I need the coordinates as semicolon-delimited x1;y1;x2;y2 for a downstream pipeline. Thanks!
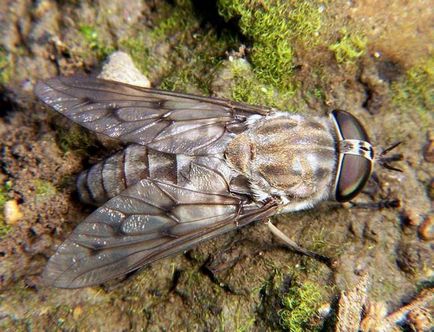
330;110;402;203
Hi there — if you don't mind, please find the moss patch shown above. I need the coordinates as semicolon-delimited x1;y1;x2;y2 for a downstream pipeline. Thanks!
257;268;326;330
215;58;295;110
229;59;277;105
279;280;323;331
391;56;434;123
119;34;153;75
218;0;323;92
329;28;367;65
118;0;239;94
78;25;114;61
155;3;238;94
0;185;11;237
0;47;13;85
159;30;237;94
33;179;57;199
56;124;97;155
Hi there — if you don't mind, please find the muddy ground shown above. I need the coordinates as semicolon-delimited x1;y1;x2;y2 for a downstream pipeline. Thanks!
0;0;432;331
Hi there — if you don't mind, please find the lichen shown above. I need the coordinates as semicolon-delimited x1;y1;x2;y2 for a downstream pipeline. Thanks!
329;28;367;64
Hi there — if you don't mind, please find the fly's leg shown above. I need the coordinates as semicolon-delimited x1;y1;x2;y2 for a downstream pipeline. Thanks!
349;185;400;210
267;220;336;269
353;172;401;209
348;199;400;210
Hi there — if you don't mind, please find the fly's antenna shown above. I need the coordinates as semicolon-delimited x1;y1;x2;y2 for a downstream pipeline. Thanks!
377;141;404;172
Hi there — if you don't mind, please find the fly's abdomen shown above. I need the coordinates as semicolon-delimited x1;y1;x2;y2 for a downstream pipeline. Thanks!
77;144;150;205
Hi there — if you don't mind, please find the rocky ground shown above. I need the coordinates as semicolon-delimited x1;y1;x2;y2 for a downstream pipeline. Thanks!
0;0;432;331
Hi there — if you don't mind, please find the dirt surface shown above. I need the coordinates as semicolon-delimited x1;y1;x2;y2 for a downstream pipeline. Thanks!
0;0;432;331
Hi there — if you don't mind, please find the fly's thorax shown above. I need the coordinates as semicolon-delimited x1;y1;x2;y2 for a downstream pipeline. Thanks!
224;132;253;174
225;113;337;207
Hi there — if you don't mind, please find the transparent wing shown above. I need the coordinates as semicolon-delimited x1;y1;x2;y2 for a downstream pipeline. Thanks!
43;179;277;288
35;76;270;155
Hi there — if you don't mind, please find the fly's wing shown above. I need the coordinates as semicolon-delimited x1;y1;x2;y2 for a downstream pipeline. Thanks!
44;179;277;288
35;76;270;155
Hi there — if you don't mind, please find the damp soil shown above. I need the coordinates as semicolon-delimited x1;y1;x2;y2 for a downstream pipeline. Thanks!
0;0;432;331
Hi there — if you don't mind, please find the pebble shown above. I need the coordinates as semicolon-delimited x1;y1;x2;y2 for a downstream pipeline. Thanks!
407;307;432;332
396;241;432;274
73;306;83;320
4;200;23;225
428;178;434;201
423;131;434;163
418;215;433;241
402;208;422;227
317;303;331;317
98;51;151;88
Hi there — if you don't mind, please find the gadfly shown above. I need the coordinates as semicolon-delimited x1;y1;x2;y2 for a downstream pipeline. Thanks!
35;76;398;288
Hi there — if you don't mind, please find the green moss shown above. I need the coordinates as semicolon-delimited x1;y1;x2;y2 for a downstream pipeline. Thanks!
0;185;11;237
0;47;13;85
370;278;401;302
159;43;227;94
256;266;326;330
236;317;255;332
391;57;434;123
118;0;238;94
33;179;57;198
0;186;7;209
329;29;367;64
279;281;323;331
158;31;238;94
218;0;323;91
305;225;345;256
150;0;197;40
78;24;114;60
56;124;97;155
230;59;273;103
226;58;296;110
119;34;153;75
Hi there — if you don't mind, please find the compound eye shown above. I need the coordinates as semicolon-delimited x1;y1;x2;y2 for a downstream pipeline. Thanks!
336;154;372;202
332;110;370;142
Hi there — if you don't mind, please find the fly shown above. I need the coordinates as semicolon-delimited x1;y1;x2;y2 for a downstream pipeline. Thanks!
35;76;400;288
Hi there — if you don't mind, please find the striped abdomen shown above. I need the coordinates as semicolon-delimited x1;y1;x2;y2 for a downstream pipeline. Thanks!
77;144;176;205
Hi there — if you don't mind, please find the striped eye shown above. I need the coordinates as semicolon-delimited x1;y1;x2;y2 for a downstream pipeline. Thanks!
331;110;373;202
335;154;372;202
332;110;370;142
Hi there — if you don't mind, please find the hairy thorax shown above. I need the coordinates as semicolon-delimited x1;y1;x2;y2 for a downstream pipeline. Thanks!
225;113;337;209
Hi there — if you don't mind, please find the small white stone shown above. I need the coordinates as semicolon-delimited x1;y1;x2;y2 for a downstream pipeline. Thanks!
4;200;23;225
317;303;331;317
98;51;151;88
